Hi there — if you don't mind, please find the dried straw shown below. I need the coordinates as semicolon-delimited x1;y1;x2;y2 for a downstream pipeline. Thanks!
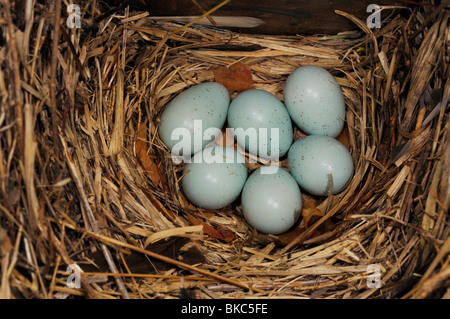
0;1;448;299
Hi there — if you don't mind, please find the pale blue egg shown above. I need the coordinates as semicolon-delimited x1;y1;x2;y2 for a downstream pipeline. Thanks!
288;135;353;196
241;166;302;234
159;82;230;158
284;65;346;137
181;146;248;210
227;89;293;159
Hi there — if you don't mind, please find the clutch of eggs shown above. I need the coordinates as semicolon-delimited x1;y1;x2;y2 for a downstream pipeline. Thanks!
157;65;353;234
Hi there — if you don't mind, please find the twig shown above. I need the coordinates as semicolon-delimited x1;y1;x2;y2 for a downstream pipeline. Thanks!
171;0;231;34
61;221;264;294
190;0;218;26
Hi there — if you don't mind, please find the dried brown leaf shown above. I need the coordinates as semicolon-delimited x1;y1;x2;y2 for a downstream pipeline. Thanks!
213;63;254;93
136;124;162;187
187;215;234;242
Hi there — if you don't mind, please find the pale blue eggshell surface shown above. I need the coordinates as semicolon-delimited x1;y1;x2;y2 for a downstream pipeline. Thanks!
159;82;230;157
288;135;353;196
181;146;248;210
227;89;293;159
241;167;302;234
284;65;346;137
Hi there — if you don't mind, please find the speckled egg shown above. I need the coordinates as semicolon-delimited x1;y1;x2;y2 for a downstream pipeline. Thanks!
241;166;302;234
288;135;353;196
227;89;293;159
181;146;248;210
284;65;346;137
159;82;230;158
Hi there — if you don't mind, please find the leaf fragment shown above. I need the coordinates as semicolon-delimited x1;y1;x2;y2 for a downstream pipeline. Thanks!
213;63;254;93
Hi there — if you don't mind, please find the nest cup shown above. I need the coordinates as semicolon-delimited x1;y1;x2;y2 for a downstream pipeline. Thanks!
1;1;449;299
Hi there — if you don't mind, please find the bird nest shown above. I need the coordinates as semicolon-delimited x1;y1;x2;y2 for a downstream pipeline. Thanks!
0;1;449;299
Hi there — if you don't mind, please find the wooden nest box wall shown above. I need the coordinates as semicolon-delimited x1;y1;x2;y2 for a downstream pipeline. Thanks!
116;0;401;35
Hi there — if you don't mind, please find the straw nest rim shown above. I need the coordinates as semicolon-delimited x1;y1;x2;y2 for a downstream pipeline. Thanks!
0;1;449;299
